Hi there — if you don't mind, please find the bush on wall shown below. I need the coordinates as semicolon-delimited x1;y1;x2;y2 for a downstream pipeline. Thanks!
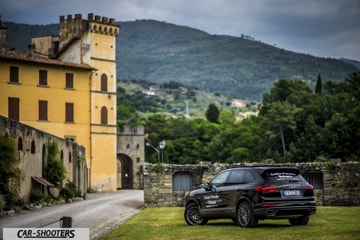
0;135;23;210
45;139;66;187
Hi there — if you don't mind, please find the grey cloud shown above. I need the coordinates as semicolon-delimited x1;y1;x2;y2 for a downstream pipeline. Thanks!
0;0;359;60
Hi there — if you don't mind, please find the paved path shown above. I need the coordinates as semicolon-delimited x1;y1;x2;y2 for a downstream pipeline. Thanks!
0;190;144;240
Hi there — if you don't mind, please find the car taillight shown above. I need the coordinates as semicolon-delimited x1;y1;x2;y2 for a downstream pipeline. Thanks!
260;203;276;208
304;184;314;197
255;185;278;192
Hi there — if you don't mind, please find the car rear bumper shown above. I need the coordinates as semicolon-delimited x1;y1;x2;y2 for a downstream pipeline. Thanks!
254;203;316;219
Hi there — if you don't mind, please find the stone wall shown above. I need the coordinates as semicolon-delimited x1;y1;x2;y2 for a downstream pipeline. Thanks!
142;161;360;207
0;116;87;202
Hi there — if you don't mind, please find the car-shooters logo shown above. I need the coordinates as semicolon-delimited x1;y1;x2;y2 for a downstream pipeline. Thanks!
3;228;89;240
204;194;222;207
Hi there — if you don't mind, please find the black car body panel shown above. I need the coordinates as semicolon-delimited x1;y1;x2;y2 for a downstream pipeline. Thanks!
184;166;316;227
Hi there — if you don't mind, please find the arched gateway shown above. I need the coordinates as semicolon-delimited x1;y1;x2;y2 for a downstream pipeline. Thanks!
117;126;145;189
117;154;133;189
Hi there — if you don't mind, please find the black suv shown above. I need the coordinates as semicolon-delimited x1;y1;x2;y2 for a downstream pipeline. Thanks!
184;166;316;227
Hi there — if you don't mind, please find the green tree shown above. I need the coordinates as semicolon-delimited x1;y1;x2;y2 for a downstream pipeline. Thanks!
260;79;311;115
117;95;141;128
205;103;220;123
315;74;322;94
219;109;236;125
263;101;300;160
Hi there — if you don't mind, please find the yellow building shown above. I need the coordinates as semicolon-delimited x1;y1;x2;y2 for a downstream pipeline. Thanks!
0;13;120;191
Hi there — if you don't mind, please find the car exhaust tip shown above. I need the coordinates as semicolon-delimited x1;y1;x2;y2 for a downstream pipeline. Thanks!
264;209;276;217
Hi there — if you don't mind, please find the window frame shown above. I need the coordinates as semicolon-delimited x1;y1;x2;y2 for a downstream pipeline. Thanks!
8;97;20;121
65;102;74;123
65;73;74;89
38;100;48;121
173;173;193;191
10;66;19;83
101;73;108;92
39;69;48;86
101;106;108;124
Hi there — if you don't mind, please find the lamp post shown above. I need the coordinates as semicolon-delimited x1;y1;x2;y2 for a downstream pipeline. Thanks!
146;142;160;163
159;140;166;163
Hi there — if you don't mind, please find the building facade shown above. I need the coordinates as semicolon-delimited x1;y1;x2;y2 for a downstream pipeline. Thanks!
0;13;120;191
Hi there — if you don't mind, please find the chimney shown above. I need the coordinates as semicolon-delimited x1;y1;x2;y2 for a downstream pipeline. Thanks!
0;17;7;47
27;44;35;57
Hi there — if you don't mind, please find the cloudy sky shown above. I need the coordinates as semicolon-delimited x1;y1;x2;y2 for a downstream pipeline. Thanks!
1;0;359;60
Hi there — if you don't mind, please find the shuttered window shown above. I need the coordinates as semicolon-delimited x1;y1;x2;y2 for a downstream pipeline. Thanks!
65;102;74;122
302;171;323;189
8;97;20;121
10;66;19;83
38;100;48;121
66;73;74;89
39;70;47;86
173;173;192;191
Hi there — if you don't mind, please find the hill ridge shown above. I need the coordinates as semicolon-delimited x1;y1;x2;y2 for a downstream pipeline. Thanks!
5;19;359;101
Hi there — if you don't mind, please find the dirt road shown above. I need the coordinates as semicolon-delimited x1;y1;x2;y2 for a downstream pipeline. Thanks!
0;190;144;239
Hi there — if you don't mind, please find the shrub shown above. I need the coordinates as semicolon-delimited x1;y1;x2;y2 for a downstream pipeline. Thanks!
59;187;75;200
152;163;165;173
0;194;5;211
45;140;66;187
29;188;46;203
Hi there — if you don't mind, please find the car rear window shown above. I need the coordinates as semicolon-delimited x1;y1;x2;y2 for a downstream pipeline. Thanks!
261;168;304;183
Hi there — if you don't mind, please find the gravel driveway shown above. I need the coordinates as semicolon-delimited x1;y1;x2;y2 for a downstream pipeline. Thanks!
0;190;144;240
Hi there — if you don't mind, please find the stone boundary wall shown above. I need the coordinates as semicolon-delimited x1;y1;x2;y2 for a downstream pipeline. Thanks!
0;116;88;202
142;162;360;207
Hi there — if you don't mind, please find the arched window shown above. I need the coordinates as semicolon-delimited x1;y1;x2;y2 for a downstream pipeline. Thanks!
101;73;108;92
18;137;23;151
69;152;72;163
101;106;108;124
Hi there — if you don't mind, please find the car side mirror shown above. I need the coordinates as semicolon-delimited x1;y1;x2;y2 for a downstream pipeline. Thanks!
203;183;213;191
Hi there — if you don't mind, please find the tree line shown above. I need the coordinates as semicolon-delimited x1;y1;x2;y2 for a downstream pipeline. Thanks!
120;72;360;164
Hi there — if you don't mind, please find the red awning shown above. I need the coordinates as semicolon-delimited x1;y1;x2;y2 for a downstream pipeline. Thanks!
31;176;54;187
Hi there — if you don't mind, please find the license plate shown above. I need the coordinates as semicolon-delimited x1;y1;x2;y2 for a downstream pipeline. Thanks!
284;190;300;196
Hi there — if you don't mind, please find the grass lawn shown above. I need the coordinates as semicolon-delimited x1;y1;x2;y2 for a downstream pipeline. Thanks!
100;207;360;240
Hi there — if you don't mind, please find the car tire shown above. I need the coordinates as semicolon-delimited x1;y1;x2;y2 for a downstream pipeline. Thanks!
236;201;258;228
184;203;208;225
289;215;310;225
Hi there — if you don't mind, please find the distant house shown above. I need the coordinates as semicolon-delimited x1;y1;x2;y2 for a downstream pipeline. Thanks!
179;86;188;94
231;99;246;108
142;88;156;95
